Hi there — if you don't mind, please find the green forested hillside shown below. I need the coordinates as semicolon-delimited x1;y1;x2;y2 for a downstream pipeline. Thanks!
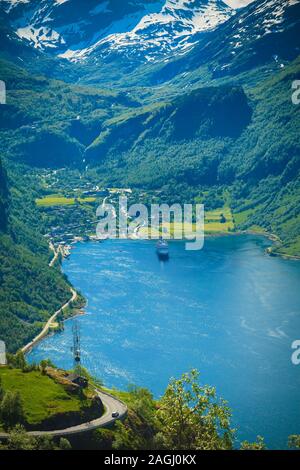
0;0;299;356
0;159;71;352
0;52;299;256
0;58;138;167
82;59;300;255
85;85;252;166
0;157;7;231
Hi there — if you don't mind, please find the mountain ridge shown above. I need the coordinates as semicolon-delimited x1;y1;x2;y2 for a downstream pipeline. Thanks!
1;0;235;64
0;0;299;260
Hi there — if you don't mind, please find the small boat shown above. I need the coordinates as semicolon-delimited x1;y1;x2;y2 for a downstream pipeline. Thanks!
156;239;169;260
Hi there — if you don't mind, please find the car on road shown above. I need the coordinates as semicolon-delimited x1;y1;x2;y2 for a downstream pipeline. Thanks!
112;411;119;418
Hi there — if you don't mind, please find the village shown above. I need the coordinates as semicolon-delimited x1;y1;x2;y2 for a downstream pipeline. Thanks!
36;168;134;256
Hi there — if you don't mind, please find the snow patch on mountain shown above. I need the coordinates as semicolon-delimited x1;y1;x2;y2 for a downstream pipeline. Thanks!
16;25;65;48
228;0;300;52
1;0;30;11
0;0;235;63
61;0;235;62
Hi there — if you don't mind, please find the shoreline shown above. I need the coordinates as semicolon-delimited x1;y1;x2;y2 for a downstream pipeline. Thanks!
22;242;80;356
23;228;298;357
22;286;77;355
95;228;299;261
68;229;300;262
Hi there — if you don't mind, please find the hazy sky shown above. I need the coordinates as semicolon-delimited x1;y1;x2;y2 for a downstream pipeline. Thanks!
223;0;255;8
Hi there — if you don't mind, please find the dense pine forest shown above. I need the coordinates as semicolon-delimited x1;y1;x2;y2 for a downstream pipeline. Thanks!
0;160;71;351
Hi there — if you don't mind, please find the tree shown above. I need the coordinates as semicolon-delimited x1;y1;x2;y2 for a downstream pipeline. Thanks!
0;391;25;429
127;385;157;428
288;435;300;449
34;435;55;450
39;359;55;374
90;428;114;450
15;351;26;370
0;376;4;402
7;351;26;370
7;425;35;450
155;369;234;450
112;420;143;450
59;438;72;450
6;426;56;450
240;436;266;450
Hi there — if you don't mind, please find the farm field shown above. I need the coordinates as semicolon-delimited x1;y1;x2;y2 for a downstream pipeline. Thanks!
136;207;235;238
36;195;96;207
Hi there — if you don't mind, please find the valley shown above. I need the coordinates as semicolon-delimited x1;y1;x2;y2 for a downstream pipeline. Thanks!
0;0;299;451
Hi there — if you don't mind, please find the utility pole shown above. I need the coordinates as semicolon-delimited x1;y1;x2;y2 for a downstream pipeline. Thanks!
72;321;81;370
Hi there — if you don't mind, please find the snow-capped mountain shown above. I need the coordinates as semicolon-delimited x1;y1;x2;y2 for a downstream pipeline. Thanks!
153;0;300;81
205;0;300;76
0;0;235;62
63;0;235;63
1;0;163;54
220;0;300;55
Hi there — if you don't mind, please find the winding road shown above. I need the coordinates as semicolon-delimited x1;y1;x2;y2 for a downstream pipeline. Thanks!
22;243;77;354
21;287;77;354
13;241;128;439
0;389;127;439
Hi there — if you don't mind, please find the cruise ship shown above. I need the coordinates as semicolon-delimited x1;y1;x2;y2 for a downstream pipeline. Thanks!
156;240;169;260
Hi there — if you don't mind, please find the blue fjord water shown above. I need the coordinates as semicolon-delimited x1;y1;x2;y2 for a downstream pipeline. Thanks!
28;235;300;448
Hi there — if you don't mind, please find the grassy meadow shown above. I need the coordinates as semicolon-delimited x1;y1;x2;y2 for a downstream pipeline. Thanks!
36;195;96;207
136;207;235;238
0;368;85;428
